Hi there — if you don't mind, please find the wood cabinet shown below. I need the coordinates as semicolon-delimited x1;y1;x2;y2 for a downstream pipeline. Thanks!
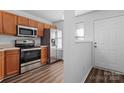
29;19;38;28
0;11;57;37
0;51;4;81
2;12;17;35
38;23;44;37
18;16;29;26
44;24;51;29
41;47;48;64
5;49;20;77
0;12;2;34
50;24;57;29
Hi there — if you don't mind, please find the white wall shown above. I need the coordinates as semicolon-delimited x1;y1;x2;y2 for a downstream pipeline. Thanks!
0;35;41;48
64;11;92;83
75;10;124;66
53;20;64;31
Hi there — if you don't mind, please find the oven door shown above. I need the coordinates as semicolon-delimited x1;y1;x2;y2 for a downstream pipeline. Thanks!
17;25;37;37
21;49;41;64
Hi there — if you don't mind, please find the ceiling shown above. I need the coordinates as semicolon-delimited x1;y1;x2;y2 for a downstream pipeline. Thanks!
22;10;64;22
75;10;94;16
22;10;94;23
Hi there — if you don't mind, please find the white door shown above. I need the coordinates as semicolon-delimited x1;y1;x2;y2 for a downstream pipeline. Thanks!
94;16;124;72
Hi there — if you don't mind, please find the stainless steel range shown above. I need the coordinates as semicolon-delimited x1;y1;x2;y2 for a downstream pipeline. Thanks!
15;39;41;73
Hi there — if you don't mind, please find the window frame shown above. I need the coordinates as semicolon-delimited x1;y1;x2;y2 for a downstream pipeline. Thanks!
75;22;85;41
56;29;62;49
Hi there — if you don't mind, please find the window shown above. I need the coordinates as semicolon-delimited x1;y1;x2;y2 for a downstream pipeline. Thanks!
75;22;85;41
56;30;62;49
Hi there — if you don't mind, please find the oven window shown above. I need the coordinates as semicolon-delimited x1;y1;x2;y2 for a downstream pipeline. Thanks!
19;28;34;35
21;50;41;64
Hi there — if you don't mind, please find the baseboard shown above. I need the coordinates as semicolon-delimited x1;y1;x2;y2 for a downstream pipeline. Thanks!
94;66;124;75
80;66;92;83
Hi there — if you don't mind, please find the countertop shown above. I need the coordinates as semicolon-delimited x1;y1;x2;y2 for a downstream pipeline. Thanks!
41;45;48;48
0;45;47;52
0;47;20;51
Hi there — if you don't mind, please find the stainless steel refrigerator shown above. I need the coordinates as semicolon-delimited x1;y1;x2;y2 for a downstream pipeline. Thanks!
41;28;63;64
50;28;63;63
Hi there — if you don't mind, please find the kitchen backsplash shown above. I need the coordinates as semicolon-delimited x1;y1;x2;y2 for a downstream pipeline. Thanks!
0;35;41;48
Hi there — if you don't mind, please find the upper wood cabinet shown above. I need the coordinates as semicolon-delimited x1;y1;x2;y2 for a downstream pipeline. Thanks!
2;12;17;36
18;16;29;26
29;19;38;28
5;49;20;77
50;24;57;29
38;23;44;37
0;51;4;81
44;24;51;29
0;12;2;34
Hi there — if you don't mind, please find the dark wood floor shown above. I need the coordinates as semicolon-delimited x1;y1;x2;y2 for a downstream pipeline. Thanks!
85;68;124;83
2;61;64;83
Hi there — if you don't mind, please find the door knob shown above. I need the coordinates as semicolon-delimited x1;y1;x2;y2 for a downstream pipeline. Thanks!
94;42;97;48
94;45;97;48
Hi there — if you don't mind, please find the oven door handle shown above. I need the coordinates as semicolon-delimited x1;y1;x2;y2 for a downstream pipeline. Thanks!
21;48;41;51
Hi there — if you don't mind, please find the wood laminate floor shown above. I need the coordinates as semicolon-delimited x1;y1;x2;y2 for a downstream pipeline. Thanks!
85;68;124;83
2;61;64;83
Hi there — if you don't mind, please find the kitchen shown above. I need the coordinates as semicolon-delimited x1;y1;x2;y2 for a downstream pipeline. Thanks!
0;10;64;83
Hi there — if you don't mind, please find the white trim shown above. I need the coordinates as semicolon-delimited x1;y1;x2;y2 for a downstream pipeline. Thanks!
94;66;124;75
80;66;92;83
75;40;92;43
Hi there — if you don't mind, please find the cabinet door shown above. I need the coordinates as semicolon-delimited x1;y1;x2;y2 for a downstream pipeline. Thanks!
44;24;51;29
0;12;2;34
5;50;19;77
0;51;4;80
38;23;44;37
29;19;38;28
41;47;47;64
50;24;57;29
3;12;17;35
18;16;29;26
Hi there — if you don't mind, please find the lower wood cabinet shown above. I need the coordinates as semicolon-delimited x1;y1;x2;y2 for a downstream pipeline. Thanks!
5;49;20;77
41;47;47;64
0;12;2;34
0;51;4;81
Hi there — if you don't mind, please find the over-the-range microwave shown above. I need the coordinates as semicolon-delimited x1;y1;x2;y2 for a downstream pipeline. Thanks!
17;25;37;37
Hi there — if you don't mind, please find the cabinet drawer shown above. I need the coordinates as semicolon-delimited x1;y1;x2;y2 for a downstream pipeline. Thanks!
5;50;19;54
